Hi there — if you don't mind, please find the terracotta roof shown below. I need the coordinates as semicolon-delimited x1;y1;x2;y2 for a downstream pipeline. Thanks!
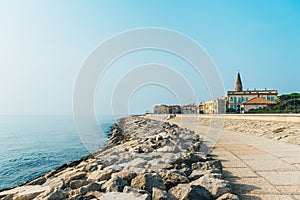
243;97;277;105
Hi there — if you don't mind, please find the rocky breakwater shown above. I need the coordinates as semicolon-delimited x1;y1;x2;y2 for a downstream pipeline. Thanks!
0;116;238;200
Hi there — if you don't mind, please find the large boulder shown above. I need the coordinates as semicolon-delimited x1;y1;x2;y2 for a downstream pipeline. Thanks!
9;186;50;200
123;186;150;200
131;173;166;193
47;188;68;200
102;174;128;192
159;171;189;189
168;183;211;200
69;179;88;189
43;177;65;189
64;171;87;186
87;168;116;182
191;175;231;198
115;171;137;182
152;187;172;200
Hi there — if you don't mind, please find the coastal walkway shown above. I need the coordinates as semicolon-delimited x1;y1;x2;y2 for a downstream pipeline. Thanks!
144;114;300;200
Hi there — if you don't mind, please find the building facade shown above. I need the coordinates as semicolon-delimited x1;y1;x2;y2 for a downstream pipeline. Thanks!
203;97;227;114
154;105;169;114
227;73;278;112
169;105;181;114
243;97;277;112
181;104;199;114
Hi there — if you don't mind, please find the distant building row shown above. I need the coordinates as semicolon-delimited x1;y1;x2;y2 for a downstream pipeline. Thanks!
154;104;201;114
154;73;278;114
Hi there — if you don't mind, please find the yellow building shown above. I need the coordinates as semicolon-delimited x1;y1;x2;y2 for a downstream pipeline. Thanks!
227;73;278;112
203;97;227;114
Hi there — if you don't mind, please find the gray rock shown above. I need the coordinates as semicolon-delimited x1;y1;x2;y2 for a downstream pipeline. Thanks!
43;177;65;189
188;169;205;181
152;187;170;200
47;188;67;200
115;171;137;182
182;153;204;167
123;186;149;194
102;174;128;192
201;160;223;173
69;194;86;200
169;184;211;200
191;175;230;198
87;168;116;182
86;182;101;192
64;171;87;185
70;180;87;189
7;185;50;200
168;183;190;199
131;173;166;193
187;185;212;200
79;186;88;195
84;162;98;172
159;171;189;189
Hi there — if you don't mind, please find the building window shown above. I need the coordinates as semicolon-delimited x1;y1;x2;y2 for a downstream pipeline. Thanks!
245;97;248;101
271;97;275;101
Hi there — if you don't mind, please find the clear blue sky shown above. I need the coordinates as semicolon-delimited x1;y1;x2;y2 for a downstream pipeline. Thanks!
0;0;299;115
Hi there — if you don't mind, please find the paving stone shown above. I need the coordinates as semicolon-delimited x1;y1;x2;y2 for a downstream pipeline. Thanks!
281;156;300;164
221;160;248;168
223;168;258;178
227;177;280;195
238;154;278;160
240;194;294;200
243;159;297;171
275;185;300;194
258;171;300;186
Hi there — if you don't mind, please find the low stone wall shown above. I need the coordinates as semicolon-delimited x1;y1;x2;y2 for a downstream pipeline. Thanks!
0;116;238;200
146;114;300;145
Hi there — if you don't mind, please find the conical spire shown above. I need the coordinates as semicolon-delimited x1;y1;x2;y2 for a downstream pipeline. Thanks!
235;72;243;91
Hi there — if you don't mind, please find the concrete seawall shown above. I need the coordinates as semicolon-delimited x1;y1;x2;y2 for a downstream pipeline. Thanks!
148;114;300;122
145;114;300;145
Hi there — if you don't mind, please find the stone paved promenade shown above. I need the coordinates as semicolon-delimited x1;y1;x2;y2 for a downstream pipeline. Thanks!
144;114;300;200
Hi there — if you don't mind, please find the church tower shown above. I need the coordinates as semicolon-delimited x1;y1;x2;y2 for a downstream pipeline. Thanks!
235;72;243;91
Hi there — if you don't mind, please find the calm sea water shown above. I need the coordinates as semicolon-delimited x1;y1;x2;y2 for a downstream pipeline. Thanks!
0;115;114;190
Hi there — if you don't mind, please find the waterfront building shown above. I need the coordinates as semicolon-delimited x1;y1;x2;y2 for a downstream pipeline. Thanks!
181;104;199;114
227;73;278;112
203;97;227;114
154;105;169;114
242;97;277;112
169;105;181;114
